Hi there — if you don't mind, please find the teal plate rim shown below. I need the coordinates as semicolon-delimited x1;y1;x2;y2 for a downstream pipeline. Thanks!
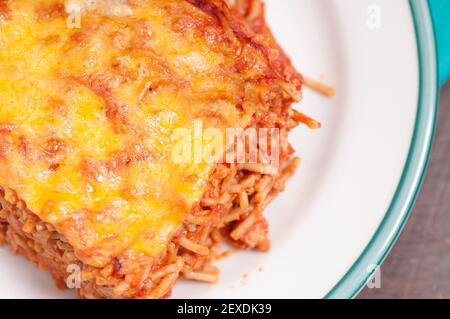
325;0;439;299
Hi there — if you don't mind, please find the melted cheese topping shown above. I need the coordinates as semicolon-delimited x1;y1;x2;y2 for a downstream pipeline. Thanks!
0;0;280;266
65;0;133;17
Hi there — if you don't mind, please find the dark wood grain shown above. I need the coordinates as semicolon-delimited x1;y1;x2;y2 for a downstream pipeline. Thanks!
358;81;450;299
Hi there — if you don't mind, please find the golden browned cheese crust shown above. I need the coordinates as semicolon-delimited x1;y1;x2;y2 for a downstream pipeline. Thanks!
0;0;301;270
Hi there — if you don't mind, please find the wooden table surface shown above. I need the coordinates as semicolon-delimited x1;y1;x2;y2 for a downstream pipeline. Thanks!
358;81;450;299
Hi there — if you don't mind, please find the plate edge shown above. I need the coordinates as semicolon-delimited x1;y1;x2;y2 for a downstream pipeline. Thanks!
325;0;439;299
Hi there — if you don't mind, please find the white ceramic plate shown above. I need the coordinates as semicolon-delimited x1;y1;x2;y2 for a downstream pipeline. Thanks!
0;0;438;299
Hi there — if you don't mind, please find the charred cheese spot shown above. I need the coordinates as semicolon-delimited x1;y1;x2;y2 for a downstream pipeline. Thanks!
0;124;14;158
18;136;29;158
36;2;66;21
41;34;61;45
48;97;68;116
0;0;9;22
71;74;130;133
44;138;67;164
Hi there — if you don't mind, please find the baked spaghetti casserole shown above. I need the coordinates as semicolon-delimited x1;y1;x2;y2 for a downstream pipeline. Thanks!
0;0;318;298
